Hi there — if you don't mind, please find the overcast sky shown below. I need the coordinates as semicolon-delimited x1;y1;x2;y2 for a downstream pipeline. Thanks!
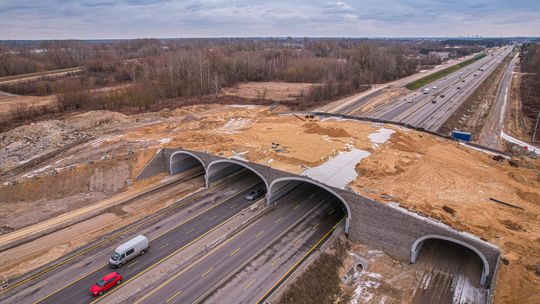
0;0;539;39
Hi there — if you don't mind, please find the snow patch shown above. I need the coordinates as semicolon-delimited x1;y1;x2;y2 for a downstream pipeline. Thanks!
368;128;395;146
351;272;382;304
501;131;540;155
302;148;370;188
452;274;486;304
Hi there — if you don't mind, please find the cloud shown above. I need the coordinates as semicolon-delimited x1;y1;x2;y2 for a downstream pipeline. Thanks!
323;1;356;14
0;0;538;39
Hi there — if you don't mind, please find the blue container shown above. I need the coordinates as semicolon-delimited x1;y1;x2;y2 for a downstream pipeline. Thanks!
452;130;472;141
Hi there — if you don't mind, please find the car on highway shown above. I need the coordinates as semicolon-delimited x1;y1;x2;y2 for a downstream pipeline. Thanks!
109;235;149;268
457;86;461;90
461;79;465;82
245;188;265;201
431;100;437;104
422;88;429;94
432;86;437;90
90;272;122;297
440;94;445;98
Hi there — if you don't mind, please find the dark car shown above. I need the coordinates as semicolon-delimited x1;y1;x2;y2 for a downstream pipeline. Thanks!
90;272;122;297
431;100;437;104
245;188;265;201
440;94;445;98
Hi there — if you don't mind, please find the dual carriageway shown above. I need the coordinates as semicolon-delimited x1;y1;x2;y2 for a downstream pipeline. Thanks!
0;157;346;304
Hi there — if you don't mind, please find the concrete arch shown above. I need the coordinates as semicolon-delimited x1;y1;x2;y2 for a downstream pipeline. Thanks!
169;151;207;175
268;177;352;234
206;159;270;190
410;235;490;286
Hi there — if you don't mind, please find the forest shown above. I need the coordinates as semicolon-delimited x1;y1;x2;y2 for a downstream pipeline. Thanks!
0;38;486;118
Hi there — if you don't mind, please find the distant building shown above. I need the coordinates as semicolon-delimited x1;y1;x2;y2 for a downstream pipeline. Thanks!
430;51;450;60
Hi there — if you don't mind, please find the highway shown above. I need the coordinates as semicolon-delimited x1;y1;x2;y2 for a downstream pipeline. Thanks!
0;172;262;304
477;54;518;149
327;53;480;115
135;184;341;304
364;46;513;131
207;200;345;304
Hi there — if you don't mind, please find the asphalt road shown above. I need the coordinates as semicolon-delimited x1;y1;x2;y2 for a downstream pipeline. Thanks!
136;184;336;304
207;199;345;304
31;175;263;304
478;54;518;149
329;53;480;115
412;239;486;304
366;46;513;131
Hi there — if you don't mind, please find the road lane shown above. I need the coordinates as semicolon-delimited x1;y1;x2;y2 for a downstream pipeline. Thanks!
33;177;263;304
206;201;345;304
136;185;335;304
365;46;513;131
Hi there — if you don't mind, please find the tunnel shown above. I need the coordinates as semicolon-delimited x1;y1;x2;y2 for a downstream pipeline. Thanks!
169;151;206;176
206;159;269;194
268;177;352;234
410;235;489;286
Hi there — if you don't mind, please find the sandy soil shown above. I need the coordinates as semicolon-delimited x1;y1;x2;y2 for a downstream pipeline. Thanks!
2;104;539;302
222;82;315;101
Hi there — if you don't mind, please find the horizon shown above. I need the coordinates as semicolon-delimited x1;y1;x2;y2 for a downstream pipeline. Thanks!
0;36;537;42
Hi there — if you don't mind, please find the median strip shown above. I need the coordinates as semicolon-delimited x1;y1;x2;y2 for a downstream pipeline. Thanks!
406;53;488;90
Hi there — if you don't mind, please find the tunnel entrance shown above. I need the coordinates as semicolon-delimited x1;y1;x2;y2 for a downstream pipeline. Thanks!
206;159;269;197
411;236;488;287
268;177;351;234
169;151;206;176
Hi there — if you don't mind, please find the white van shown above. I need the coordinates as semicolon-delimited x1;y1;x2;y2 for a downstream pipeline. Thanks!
109;235;149;268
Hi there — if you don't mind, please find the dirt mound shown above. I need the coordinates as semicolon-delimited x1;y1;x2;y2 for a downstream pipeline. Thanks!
0;110;132;174
0;120;90;173
356;150;419;179
65;110;130;130
389;131;428;154
303;122;351;137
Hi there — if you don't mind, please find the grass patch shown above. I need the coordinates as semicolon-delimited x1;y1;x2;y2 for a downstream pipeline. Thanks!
406;53;487;91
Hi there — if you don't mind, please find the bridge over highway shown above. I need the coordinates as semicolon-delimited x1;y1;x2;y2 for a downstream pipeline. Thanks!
138;147;501;288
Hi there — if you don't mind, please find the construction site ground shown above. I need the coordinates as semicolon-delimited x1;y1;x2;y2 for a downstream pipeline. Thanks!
222;82;315;101
0;104;539;303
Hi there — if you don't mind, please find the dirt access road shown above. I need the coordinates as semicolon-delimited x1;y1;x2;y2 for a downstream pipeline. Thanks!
478;54;518;149
0;67;85;85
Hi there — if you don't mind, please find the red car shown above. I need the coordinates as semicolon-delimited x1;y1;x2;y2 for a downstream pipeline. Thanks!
90;272;122;296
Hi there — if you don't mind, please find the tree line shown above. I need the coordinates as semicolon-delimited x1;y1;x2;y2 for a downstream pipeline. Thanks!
519;43;540;133
1;38;486;125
